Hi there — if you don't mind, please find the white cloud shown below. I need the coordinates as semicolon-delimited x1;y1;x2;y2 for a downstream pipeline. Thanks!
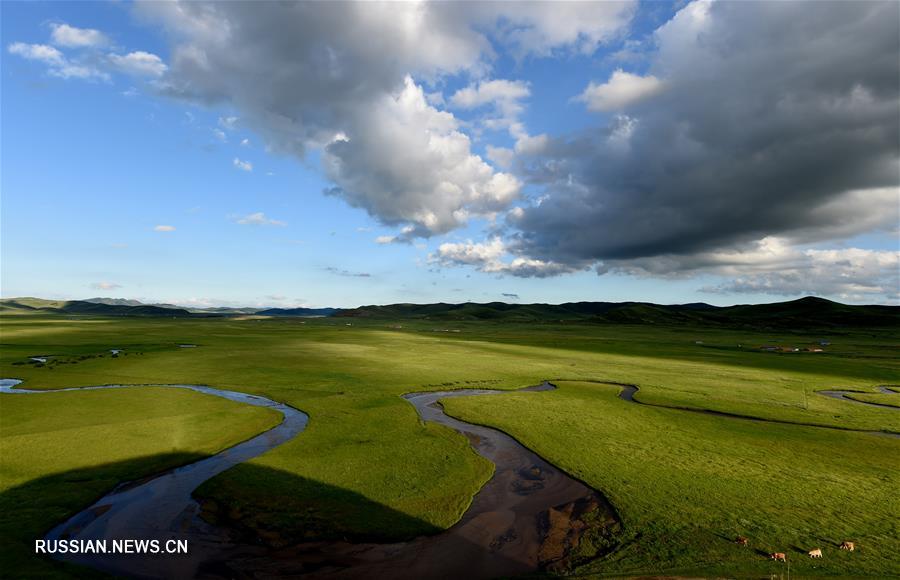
235;212;285;226
594;236;900;302
322;77;520;238
218;116;239;130
233;158;253;172
108;51;167;77
432;238;579;278
8;42;64;65
474;2;637;58
577;69;664;112
513;133;549;155
90;281;122;290
212;128;227;142
450;79;530;110
449;78;547;173
700;245;900;302
8;41;108;80
153;225;176;232
132;1;637;243
486;145;515;170
425;91;445;107
240;138;250;146
375;235;396;244
50;23;108;48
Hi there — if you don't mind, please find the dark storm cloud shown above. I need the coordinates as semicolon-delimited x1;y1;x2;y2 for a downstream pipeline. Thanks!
510;1;899;266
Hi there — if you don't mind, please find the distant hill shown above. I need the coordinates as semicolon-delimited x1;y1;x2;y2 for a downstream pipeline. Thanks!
83;297;262;314
2;296;896;329
336;297;899;329
713;296;899;328
0;297;193;317
84;297;148;307
1;297;337;318
256;307;340;317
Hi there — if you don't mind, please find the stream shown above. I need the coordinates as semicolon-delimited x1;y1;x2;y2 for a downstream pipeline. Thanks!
1;379;617;579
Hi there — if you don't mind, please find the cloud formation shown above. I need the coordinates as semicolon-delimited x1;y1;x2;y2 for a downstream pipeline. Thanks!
8;42;108;80
108;51;168;77
9;23;165;82
24;1;891;302
234;212;285;227
90;281;122;290
655;238;900;302
504;1;898;295
232;158;252;172
576;69;663;111
322;77;521;238
432;238;579;278
153;225;176;232
50;23;108;48
133;1;635;238
324;267;371;278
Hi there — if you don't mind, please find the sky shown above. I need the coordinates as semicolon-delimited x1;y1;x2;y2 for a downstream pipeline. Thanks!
1;0;898;309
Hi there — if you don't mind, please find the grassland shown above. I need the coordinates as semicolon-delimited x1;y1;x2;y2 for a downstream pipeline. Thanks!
0;311;898;576
444;381;900;576
846;392;900;408
0;386;281;578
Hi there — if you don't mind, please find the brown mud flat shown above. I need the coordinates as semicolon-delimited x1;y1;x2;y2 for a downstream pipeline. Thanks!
204;382;621;579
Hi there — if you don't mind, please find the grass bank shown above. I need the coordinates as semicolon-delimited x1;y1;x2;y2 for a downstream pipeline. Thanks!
0;386;281;578
443;380;900;576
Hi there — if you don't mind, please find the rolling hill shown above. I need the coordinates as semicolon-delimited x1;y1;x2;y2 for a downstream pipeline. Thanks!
1;296;896;329
0;298;193;317
335;297;899;329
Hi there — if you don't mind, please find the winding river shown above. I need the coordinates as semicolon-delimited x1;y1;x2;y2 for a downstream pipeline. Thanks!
817;385;899;409
1;378;309;578
3;376;894;578
1;379;617;579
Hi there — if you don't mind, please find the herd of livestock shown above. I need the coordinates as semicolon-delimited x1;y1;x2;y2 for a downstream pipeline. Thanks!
734;536;856;562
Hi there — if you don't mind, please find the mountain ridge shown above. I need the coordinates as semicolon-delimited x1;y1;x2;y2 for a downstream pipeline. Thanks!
1;296;896;329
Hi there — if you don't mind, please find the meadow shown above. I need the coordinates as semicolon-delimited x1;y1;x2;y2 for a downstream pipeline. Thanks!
0;311;897;577
0;386;281;577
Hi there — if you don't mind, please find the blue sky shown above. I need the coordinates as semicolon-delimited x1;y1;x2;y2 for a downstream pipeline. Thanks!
2;1;897;308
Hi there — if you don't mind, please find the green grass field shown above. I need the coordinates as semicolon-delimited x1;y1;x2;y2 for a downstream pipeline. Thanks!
0;386;281;578
444;381;900;576
0;312;898;576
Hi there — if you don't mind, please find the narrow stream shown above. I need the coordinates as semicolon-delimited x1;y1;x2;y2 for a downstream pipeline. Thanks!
817;385;899;410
